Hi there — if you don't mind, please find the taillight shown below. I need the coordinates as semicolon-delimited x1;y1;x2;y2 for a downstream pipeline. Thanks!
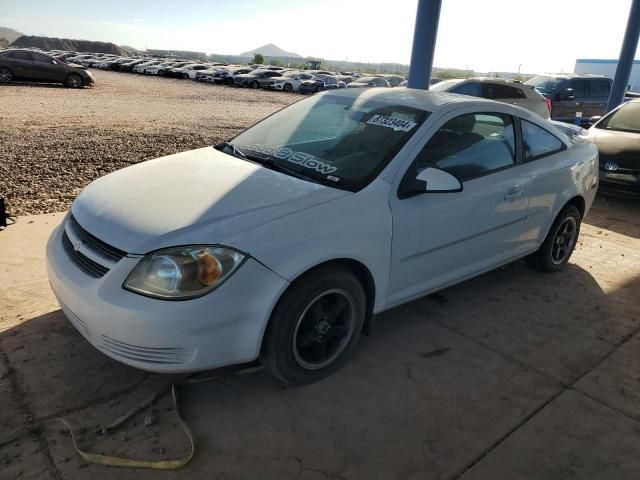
545;98;552;113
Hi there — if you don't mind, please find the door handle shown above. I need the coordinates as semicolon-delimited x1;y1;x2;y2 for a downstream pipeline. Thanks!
504;187;524;200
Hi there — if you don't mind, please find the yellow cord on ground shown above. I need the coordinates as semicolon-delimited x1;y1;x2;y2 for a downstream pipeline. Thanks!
56;384;194;470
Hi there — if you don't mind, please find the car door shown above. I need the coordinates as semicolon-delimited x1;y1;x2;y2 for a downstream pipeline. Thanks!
387;109;534;305
4;51;39;80
30;52;66;82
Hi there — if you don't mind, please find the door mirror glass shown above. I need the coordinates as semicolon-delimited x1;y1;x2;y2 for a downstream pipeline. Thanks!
418;167;463;192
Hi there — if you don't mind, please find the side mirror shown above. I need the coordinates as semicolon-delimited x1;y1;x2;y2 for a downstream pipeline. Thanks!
368;81;375;86
558;88;575;101
587;115;602;127
398;167;462;199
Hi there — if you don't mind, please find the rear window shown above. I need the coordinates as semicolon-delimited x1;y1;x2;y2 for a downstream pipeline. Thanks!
484;83;526;99
525;76;563;95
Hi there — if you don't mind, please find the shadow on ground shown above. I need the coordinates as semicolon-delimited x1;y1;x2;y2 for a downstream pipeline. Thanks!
2;258;639;479
586;194;640;239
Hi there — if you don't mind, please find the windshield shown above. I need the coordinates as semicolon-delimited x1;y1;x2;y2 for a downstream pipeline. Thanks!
229;94;429;191
597;101;640;133
525;76;563;95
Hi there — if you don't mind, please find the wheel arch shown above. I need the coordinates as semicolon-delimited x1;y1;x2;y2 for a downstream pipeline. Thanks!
260;257;377;355
565;195;585;219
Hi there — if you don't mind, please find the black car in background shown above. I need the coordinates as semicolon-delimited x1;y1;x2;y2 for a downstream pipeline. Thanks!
525;74;611;124
0;49;94;87
587;99;640;198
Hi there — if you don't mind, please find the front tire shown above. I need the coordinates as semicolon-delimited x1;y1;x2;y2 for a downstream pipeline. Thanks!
226;77;234;85
251;80;259;89
283;83;293;92
527;205;581;272
261;266;366;384
0;67;12;84
66;73;84;88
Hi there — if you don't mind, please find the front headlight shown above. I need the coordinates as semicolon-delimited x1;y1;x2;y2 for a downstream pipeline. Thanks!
124;246;246;300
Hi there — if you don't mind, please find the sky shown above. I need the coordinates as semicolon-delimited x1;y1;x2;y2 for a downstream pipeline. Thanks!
2;0;638;74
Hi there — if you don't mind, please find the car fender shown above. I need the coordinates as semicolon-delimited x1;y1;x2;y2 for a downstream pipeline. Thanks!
536;140;598;243
224;178;393;314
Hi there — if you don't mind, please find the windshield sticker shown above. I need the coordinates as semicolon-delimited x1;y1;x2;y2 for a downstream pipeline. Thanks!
244;144;338;175
366;115;417;132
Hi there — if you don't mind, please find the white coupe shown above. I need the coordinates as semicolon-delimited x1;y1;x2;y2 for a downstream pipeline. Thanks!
47;89;598;384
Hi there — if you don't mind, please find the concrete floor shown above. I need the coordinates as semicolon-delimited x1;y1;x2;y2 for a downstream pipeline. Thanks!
1;196;639;480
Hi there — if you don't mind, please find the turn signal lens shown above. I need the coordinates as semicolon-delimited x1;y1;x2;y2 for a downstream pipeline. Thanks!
198;252;222;286
124;246;246;300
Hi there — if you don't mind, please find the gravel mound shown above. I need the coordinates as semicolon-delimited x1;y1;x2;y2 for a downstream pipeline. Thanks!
0;70;297;216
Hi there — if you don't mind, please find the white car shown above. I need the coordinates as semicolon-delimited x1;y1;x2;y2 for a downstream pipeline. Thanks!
170;64;210;79
46;89;598;384
133;61;161;74
270;71;315;92
430;78;551;119
144;62;181;76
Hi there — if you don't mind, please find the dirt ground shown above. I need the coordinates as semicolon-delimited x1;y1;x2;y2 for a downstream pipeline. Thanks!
1;71;640;479
0;70;297;216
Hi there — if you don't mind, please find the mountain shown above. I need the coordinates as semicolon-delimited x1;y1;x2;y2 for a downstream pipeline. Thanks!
0;27;23;43
10;35;127;55
240;43;302;59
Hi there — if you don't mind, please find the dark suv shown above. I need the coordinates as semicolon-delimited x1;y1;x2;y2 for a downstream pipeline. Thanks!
0;49;94;88
525;74;611;124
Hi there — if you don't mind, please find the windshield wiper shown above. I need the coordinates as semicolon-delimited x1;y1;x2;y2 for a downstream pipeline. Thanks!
214;141;247;160
249;156;323;184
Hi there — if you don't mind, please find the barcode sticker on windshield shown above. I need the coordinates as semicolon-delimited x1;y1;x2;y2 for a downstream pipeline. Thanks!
366;115;417;132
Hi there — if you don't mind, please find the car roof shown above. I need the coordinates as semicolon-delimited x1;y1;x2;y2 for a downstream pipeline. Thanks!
320;87;491;111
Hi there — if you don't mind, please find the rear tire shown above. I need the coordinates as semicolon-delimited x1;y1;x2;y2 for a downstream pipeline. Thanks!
182;73;189;79
158;70;165;77
527;205;581;272
0;67;12;84
226;77;234;85
261;265;366;384
66;73;84;88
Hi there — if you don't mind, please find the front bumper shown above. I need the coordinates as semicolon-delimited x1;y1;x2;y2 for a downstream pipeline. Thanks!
598;170;640;198
46;222;288;373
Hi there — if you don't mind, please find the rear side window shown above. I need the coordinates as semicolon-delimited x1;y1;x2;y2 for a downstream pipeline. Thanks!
416;113;516;181
522;120;564;160
31;52;54;64
589;80;610;98
450;82;482;97
484;83;526;99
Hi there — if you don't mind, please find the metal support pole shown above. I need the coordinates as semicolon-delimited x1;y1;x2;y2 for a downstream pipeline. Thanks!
607;0;640;112
407;0;442;90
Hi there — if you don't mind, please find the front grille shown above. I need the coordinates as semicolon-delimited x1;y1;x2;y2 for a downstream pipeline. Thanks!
68;215;126;262
100;335;195;365
62;231;109;278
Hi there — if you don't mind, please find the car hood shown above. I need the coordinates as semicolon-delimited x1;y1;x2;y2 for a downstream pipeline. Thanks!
588;128;640;169
71;147;348;254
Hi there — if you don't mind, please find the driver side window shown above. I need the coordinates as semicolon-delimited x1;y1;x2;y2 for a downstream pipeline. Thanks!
416;113;516;182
